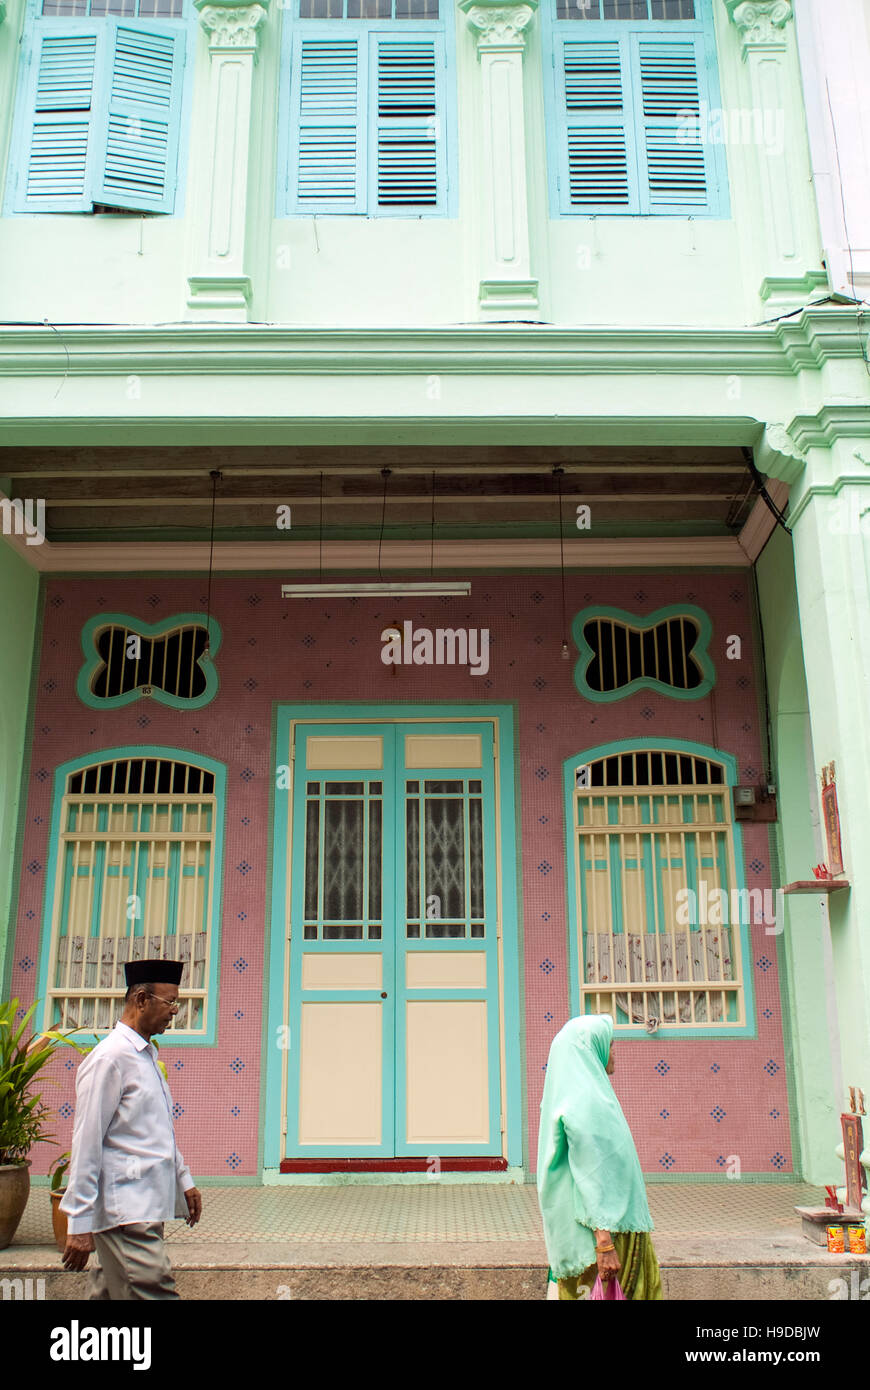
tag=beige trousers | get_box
[89,1222,179,1301]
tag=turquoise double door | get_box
[285,721,503,1158]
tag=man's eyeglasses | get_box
[144,992,180,1012]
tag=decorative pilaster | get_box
[723,1,823,311]
[460,0,539,318]
[185,0,268,322]
[775,411,870,1097]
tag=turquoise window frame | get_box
[542,0,730,219]
[2,0,197,217]
[563,737,757,1038]
[276,5,458,218]
[263,703,523,1172]
[34,745,227,1047]
[76,612,221,711]
[571,602,715,702]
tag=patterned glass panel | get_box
[304,800,320,925]
[424,792,465,935]
[303,779,383,939]
[405,778,486,939]
[406,793,420,928]
[323,796,363,936]
[468,795,484,933]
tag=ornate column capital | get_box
[724,0,793,50]
[459,0,537,53]
[195,0,268,52]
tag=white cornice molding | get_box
[4,536,751,574]
[0,310,862,379]
[788,406,870,451]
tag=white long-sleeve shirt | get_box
[60,1021,194,1235]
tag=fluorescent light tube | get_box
[281,582,471,598]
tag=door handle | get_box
[380,992,388,999]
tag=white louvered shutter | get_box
[633,35,712,212]
[372,36,442,210]
[291,34,366,211]
[558,38,639,214]
[93,22,186,213]
[18,29,100,211]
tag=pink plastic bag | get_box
[590,1275,626,1301]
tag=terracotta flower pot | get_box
[0,1161,31,1250]
[50,1189,68,1253]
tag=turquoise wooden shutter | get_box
[632,34,714,213]
[16,27,101,212]
[93,22,186,213]
[371,35,443,211]
[556,37,639,215]
[289,34,366,213]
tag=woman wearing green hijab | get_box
[537,1013,663,1300]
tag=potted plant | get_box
[48,1151,71,1253]
[0,998,88,1249]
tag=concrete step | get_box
[3,1243,868,1300]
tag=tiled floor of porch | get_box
[4,1180,867,1298]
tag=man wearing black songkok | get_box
[60,959,202,1299]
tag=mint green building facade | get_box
[0,0,868,1187]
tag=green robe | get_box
[536,1014,655,1282]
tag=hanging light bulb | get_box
[561,640,570,661]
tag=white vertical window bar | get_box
[96,798,112,1030]
[64,828,83,1019]
[131,627,141,694]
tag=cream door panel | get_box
[302,953,383,990]
[305,736,383,770]
[299,1003,382,1144]
[406,951,486,989]
[405,1001,489,1144]
[404,734,482,768]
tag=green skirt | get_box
[550,1231,663,1301]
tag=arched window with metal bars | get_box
[41,751,226,1040]
[565,742,754,1032]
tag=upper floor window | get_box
[41,0,183,14]
[300,0,439,16]
[277,0,453,216]
[4,0,190,215]
[545,0,728,216]
[557,0,696,17]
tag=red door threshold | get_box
[279,1157,508,1173]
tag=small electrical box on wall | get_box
[732,784,778,822]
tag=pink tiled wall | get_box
[10,572,791,1179]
